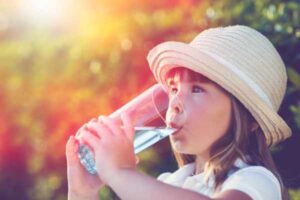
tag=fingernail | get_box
[91,118,97,123]
[69,135,74,142]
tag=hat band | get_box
[196,48,274,110]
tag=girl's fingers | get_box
[86,120,113,139]
[75,118,97,137]
[135,156,140,165]
[66,135,80,165]
[75,125,85,137]
[80,130,101,150]
[99,116,122,136]
[89,118,98,123]
[121,112,135,141]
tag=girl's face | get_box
[165,68,232,159]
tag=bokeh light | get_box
[0,0,300,199]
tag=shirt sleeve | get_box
[157,172,172,182]
[220,166,282,200]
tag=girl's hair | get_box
[166,67,289,200]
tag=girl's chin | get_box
[172,141,190,154]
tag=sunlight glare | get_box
[20,0,68,25]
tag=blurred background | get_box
[0,0,299,199]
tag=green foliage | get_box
[208,1,300,198]
[0,0,299,199]
[290,189,300,200]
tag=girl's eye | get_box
[192,85,204,93]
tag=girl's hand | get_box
[66,130,104,199]
[80,113,137,184]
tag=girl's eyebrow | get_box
[167,79,209,87]
[195,76,211,83]
[191,80,210,85]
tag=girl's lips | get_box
[169,122,182,129]
[168,121,183,136]
[171,127,183,137]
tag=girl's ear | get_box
[250,122,259,132]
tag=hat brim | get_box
[147,41,291,147]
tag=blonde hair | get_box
[166,67,289,200]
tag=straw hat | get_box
[147,25,291,147]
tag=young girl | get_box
[66,25,292,200]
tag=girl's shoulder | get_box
[221,165,282,200]
[157,172,172,182]
[157,159,282,200]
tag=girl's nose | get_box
[169,94,184,114]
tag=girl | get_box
[66,25,292,200]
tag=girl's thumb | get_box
[135,156,140,165]
[66,135,79,165]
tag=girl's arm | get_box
[80,115,251,200]
[108,168,210,200]
[107,168,251,200]
[66,135,104,200]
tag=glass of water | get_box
[77,84,173,175]
[78,126,177,175]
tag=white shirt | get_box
[157,159,282,200]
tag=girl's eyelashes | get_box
[192,85,204,93]
[167,85,204,95]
